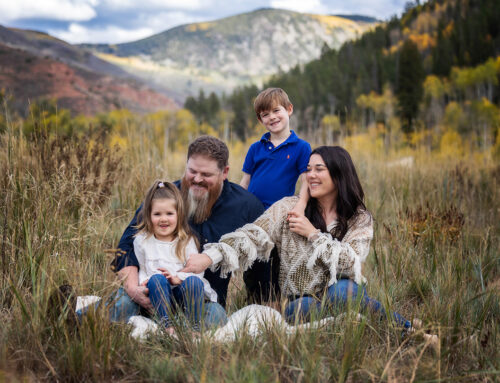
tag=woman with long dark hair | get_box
[186,146,420,332]
[283,146,400,323]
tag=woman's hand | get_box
[158,268,182,286]
[287,211,317,238]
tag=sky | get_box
[0,0,412,44]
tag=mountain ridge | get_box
[82,8,378,97]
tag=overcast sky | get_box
[0,0,412,44]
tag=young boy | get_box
[240,87,310,212]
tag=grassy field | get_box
[0,117,498,382]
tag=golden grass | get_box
[0,111,498,382]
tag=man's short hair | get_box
[187,135,229,170]
[254,88,292,121]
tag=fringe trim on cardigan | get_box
[206,223,274,278]
[232,223,275,269]
[206,242,239,278]
[349,246,365,285]
[306,233,365,286]
[306,233,340,286]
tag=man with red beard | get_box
[111,136,269,327]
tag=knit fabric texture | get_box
[204,196,373,297]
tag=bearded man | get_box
[111,136,271,327]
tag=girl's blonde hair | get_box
[136,180,198,262]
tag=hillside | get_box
[0,26,178,116]
[83,8,377,97]
[0,26,127,78]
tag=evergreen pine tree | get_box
[397,39,425,133]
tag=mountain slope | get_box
[0,26,129,78]
[0,26,178,115]
[83,8,377,96]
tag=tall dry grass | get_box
[0,109,498,382]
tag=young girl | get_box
[134,180,217,334]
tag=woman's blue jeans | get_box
[147,274,204,328]
[284,279,411,328]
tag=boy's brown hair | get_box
[254,88,292,121]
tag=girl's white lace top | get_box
[133,234,217,302]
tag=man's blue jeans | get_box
[76,284,228,329]
[284,279,411,328]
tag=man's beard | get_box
[181,177,223,224]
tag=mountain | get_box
[0,26,178,116]
[82,8,377,98]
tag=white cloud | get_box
[320,0,407,19]
[270,0,328,14]
[48,10,205,44]
[49,23,154,44]
[138,11,204,32]
[0,0,97,22]
[271,0,409,19]
[102,0,207,11]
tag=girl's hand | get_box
[157,267,170,277]
[167,274,182,286]
[157,268,182,286]
[287,211,317,238]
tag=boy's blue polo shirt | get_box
[243,130,311,209]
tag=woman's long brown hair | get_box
[305,146,366,240]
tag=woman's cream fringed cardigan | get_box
[204,196,374,297]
